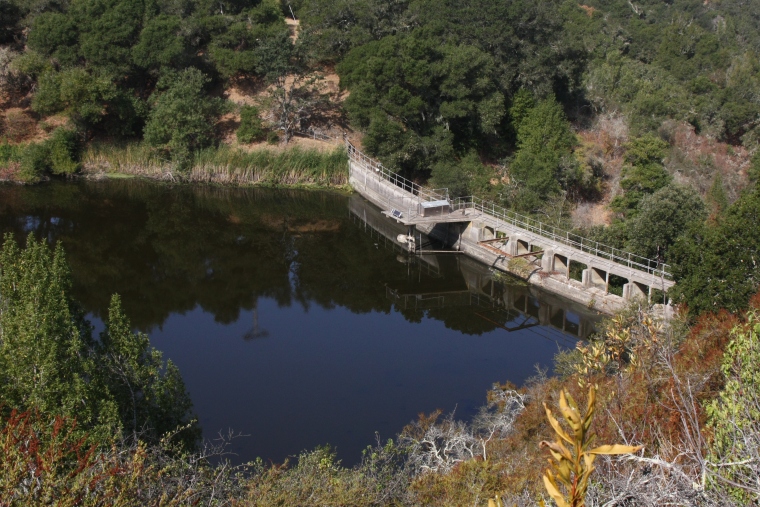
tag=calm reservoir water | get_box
[0,180,601,465]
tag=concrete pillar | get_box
[506,234,522,256]
[502,290,514,311]
[582,269,591,287]
[541,249,555,272]
[623,281,647,301]
[588,266,607,290]
[553,253,569,279]
[538,303,551,326]
[470,223,479,241]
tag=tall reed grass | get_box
[82,142,349,187]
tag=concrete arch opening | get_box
[607,274,627,297]
[553,254,569,278]
[623,280,649,301]
[584,266,608,291]
[569,260,587,283]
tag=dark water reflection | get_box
[0,180,602,465]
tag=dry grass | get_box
[82,142,349,187]
[2,109,36,142]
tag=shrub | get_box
[749,151,760,184]
[236,105,266,144]
[19,142,50,182]
[0,409,240,505]
[540,386,642,507]
[2,110,36,142]
[14,128,81,182]
[47,127,80,175]
[0,141,22,165]
[705,310,760,503]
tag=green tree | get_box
[508,88,535,137]
[26,11,79,66]
[611,134,671,215]
[0,235,119,442]
[98,294,199,449]
[72,0,146,76]
[143,67,226,167]
[0,1,21,43]
[509,95,578,211]
[627,184,706,260]
[430,151,494,198]
[207,0,288,78]
[0,235,198,449]
[338,32,505,175]
[31,68,138,133]
[298,0,413,62]
[131,14,187,71]
[669,186,760,314]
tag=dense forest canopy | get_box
[1,0,760,305]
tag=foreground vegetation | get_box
[2,236,760,506]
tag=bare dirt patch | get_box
[286,17,299,42]
[572,201,612,228]
[664,121,750,201]
[221,54,351,151]
[571,114,629,226]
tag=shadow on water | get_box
[0,180,603,465]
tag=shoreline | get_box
[79,169,353,193]
[1,141,350,188]
[80,142,349,189]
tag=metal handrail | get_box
[450,196,671,279]
[294,128,334,142]
[346,141,671,280]
[346,142,449,203]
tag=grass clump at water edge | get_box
[82,142,349,187]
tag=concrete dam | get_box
[346,141,674,315]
